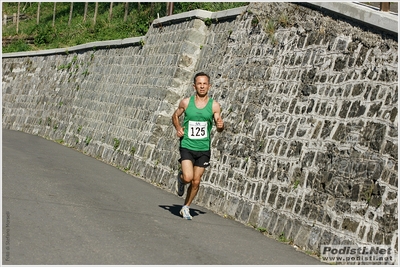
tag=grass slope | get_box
[2,2,248,53]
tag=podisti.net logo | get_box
[320,245,395,264]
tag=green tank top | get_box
[180,96,214,151]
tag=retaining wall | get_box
[2,2,398,260]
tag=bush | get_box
[3,39,32,53]
[34,25,54,46]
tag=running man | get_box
[172,72,224,220]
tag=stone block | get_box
[294,224,312,249]
[384,140,398,160]
[274,214,287,236]
[308,226,321,250]
[239,200,252,222]
[225,196,239,217]
[342,217,359,233]
[267,184,278,206]
[276,194,285,210]
[248,204,260,227]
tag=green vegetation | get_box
[293,179,301,189]
[251,16,259,27]
[130,146,136,155]
[124,162,131,172]
[278,231,293,244]
[2,2,248,53]
[203,17,213,27]
[85,136,92,146]
[249,11,291,46]
[256,227,268,233]
[113,138,120,150]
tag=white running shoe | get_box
[180,206,192,220]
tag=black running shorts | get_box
[179,147,211,168]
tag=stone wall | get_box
[2,2,398,258]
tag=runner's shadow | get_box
[159,204,206,218]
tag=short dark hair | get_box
[193,72,210,84]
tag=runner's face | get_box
[193,76,210,97]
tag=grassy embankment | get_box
[2,2,248,53]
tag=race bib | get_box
[188,121,208,139]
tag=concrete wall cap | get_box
[308,2,398,34]
[153,9,212,25]
[152,6,248,25]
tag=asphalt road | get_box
[2,129,323,265]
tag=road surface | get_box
[2,129,323,265]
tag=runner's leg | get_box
[181,159,194,184]
[184,166,205,206]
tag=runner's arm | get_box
[213,101,224,132]
[172,98,189,137]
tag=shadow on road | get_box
[159,204,206,218]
